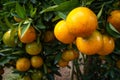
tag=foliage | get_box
[0,0,120,80]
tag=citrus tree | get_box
[0,0,120,80]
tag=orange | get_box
[18,26,36,43]
[98,35,115,55]
[2,29,16,47]
[74,51,79,59]
[62,49,79,61]
[22,75,31,80]
[116,60,120,69]
[54,20,75,44]
[107,10,120,32]
[66,7,98,37]
[58,59,69,67]
[76,30,103,55]
[31,56,43,68]
[16,58,30,72]
[43,30,55,42]
[31,71,42,80]
[25,42,42,55]
[14,16,22,22]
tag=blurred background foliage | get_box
[0,0,120,80]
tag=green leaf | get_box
[4,17,14,28]
[16,2,26,19]
[57,11,66,20]
[36,19,46,29]
[43,12,53,22]
[54,53,62,64]
[0,32,3,41]
[40,5,58,14]
[31,8,37,18]
[7,55,17,60]
[43,64,47,74]
[85,0,94,5]
[97,3,104,19]
[106,23,120,38]
[109,23,120,33]
[0,57,11,66]
[52,15,61,22]
[12,50,24,55]
[55,0,79,12]
[30,4,37,18]
[3,1,16,6]
[40,0,79,14]
[20,23,31,38]
[0,53,5,56]
[0,48,12,53]
[31,0,37,4]
[53,0,66,4]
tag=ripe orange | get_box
[43,30,55,42]
[18,26,36,43]
[97,35,115,56]
[14,16,22,22]
[16,58,30,72]
[58,59,69,67]
[54,20,75,44]
[76,30,103,55]
[107,10,120,32]
[2,29,16,47]
[25,42,42,55]
[62,49,79,61]
[66,7,98,37]
[31,56,43,68]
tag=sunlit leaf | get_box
[30,4,37,18]
[57,11,66,20]
[3,1,16,6]
[97,3,104,19]
[85,0,94,5]
[40,0,79,14]
[55,0,79,12]
[16,2,26,19]
[40,5,58,14]
[0,48,12,53]
[20,23,31,38]
[106,23,120,38]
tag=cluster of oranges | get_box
[58,49,79,67]
[2,6,120,79]
[16,25,44,72]
[2,19,44,73]
[54,7,116,56]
